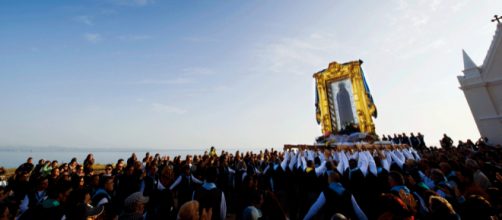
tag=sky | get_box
[0,0,500,149]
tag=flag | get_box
[315,80,321,124]
[360,67,377,118]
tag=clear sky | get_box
[0,0,500,149]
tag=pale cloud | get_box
[400,38,447,59]
[411,14,429,27]
[182,36,216,43]
[182,85,232,98]
[74,15,93,26]
[152,103,186,114]
[396,0,408,11]
[84,33,102,43]
[111,0,154,6]
[429,0,442,11]
[136,78,194,85]
[181,67,215,76]
[451,0,469,12]
[117,34,153,41]
[255,33,338,76]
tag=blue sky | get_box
[0,0,500,149]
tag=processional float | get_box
[285,60,407,150]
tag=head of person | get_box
[124,192,149,214]
[116,159,124,171]
[160,165,174,187]
[125,165,135,175]
[430,169,446,183]
[428,196,457,219]
[76,165,84,175]
[36,176,50,191]
[100,176,114,192]
[205,166,218,183]
[182,164,190,176]
[388,171,405,187]
[104,164,113,175]
[51,167,60,178]
[349,159,358,170]
[177,200,200,220]
[61,171,71,182]
[327,170,341,184]
[461,194,495,220]
[465,159,480,171]
[331,213,347,220]
[186,155,193,164]
[377,193,413,220]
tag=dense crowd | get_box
[0,133,501,220]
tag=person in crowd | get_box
[193,166,227,220]
[127,153,137,168]
[83,154,95,176]
[145,165,176,220]
[3,134,502,220]
[68,157,78,174]
[18,176,49,215]
[102,164,113,177]
[177,200,211,220]
[48,167,60,188]
[28,183,72,220]
[170,164,202,207]
[427,195,459,220]
[92,176,114,207]
[303,171,367,220]
[460,194,496,220]
[119,191,149,220]
[16,158,34,174]
[440,134,454,149]
[242,190,263,220]
[67,188,104,220]
[113,159,125,176]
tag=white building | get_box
[458,22,502,145]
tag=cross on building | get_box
[492,15,501,23]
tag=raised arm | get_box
[169,175,182,190]
[303,192,326,220]
[351,194,368,220]
[389,150,405,169]
[280,151,289,171]
[357,152,369,176]
[289,151,298,171]
[365,151,377,176]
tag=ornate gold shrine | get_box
[314,60,377,134]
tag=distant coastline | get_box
[0,146,205,152]
[0,146,268,168]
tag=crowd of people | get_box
[0,135,501,220]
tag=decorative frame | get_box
[314,60,376,134]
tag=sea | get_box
[0,146,269,168]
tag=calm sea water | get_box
[0,147,268,168]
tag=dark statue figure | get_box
[336,83,355,128]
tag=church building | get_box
[458,18,502,145]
